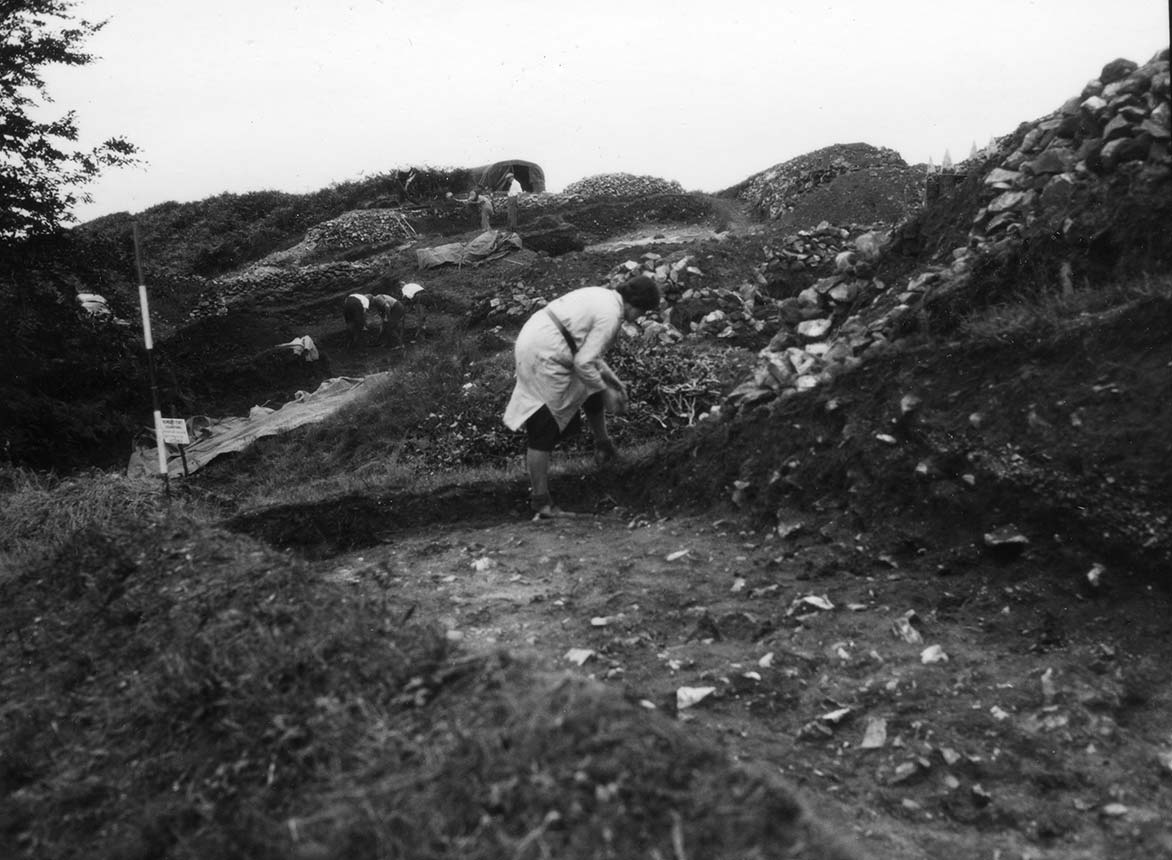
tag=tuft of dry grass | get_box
[290,659,863,860]
[0,512,447,860]
[0,466,218,574]
[958,272,1172,344]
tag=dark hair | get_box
[617,275,661,312]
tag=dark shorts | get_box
[525,392,605,452]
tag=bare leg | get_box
[585,409,617,464]
[526,448,574,518]
[527,448,551,507]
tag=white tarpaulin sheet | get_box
[128,373,391,478]
[415,230,522,270]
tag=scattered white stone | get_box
[790,594,835,613]
[860,716,888,749]
[984,525,1029,547]
[564,648,595,666]
[797,318,832,339]
[677,686,716,710]
[892,611,923,644]
[921,644,949,664]
[1086,562,1106,588]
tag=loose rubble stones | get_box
[722,50,1172,412]
[970,50,1171,249]
[563,173,685,198]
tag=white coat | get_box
[503,287,624,431]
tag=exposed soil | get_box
[283,499,1171,860]
[5,164,1172,859]
[219,275,1172,859]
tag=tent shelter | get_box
[467,159,546,193]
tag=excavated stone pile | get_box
[757,222,872,299]
[729,143,911,221]
[722,49,1171,412]
[969,52,1170,250]
[606,254,767,343]
[306,209,418,249]
[473,251,767,345]
[563,173,685,198]
[188,261,378,321]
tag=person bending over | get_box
[503,275,661,520]
[371,293,406,346]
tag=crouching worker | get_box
[503,275,661,520]
[343,293,372,348]
[371,293,406,346]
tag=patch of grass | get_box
[0,466,217,574]
[0,512,861,860]
[190,331,521,509]
[291,661,861,860]
[0,512,447,860]
[958,272,1172,345]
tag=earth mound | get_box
[725,142,919,226]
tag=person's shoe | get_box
[532,504,576,522]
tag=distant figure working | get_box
[466,186,494,230]
[503,275,662,520]
[343,293,372,348]
[371,293,406,346]
[343,292,406,348]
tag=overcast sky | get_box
[40,0,1170,223]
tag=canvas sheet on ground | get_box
[415,229,522,270]
[127,373,391,479]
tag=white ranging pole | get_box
[133,222,170,494]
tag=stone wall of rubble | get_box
[189,261,379,321]
[970,53,1170,249]
[722,50,1171,414]
[563,173,685,198]
[474,220,885,348]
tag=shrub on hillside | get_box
[0,231,148,471]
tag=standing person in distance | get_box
[503,275,662,520]
[504,171,522,230]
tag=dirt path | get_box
[314,500,1172,860]
[584,198,761,252]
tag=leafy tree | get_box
[1,0,138,242]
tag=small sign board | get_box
[160,417,190,445]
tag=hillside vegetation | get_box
[2,49,1171,860]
